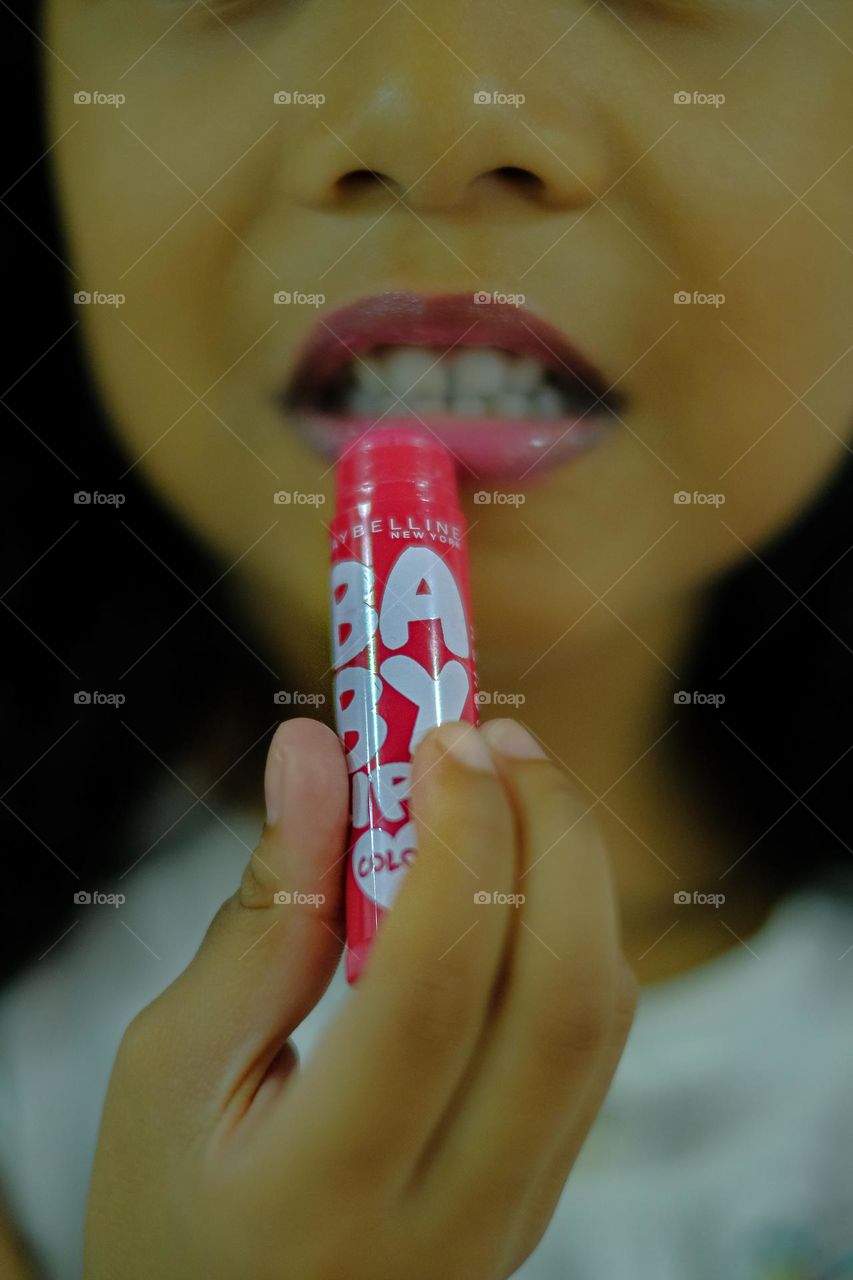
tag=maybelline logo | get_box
[332,515,463,547]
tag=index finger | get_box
[272,721,517,1185]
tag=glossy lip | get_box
[281,291,624,484]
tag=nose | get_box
[275,6,609,215]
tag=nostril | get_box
[337,169,392,193]
[492,165,544,194]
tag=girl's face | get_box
[45,0,853,686]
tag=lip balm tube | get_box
[329,426,479,984]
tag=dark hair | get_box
[677,457,853,904]
[1,2,282,983]
[3,3,853,985]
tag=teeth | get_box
[380,348,448,399]
[506,357,542,393]
[449,396,488,418]
[450,349,509,398]
[344,345,576,421]
[534,387,564,420]
[349,387,383,417]
[490,392,532,420]
[405,398,447,417]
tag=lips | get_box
[281,291,623,483]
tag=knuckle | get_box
[200,891,246,947]
[529,991,611,1064]
[525,762,587,817]
[238,835,280,907]
[394,959,477,1052]
[426,769,514,850]
[114,1001,163,1079]
[510,758,592,831]
[191,896,273,978]
[452,802,513,863]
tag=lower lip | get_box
[291,412,617,484]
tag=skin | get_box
[2,0,846,1274]
[42,0,853,971]
[83,717,638,1279]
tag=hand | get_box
[84,716,637,1280]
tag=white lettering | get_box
[380,656,470,752]
[380,547,469,657]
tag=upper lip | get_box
[283,290,621,414]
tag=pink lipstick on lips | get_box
[283,291,623,484]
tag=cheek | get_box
[622,11,853,526]
[47,42,283,562]
[659,308,852,556]
[624,167,853,570]
[49,105,248,425]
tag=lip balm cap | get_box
[334,425,459,508]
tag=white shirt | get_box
[1,796,852,1280]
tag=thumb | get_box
[156,717,350,1087]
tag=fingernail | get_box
[264,729,289,825]
[481,719,548,760]
[433,721,496,772]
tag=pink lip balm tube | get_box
[329,426,480,984]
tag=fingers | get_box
[502,954,639,1276]
[150,717,350,1095]
[412,719,628,1233]
[272,721,518,1186]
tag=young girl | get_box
[2,0,853,1276]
